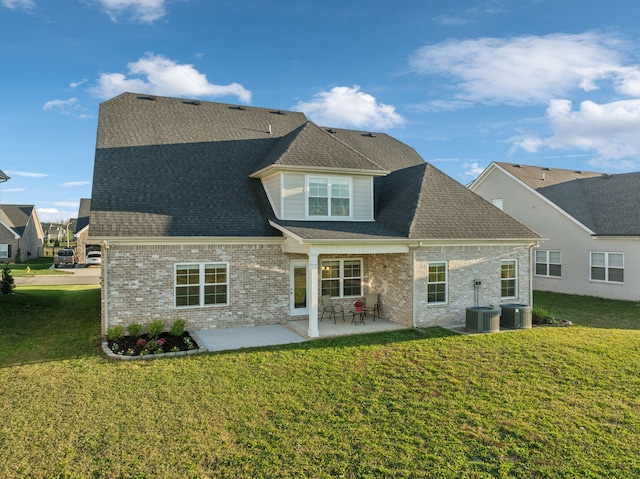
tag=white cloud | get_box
[3,188,26,192]
[43,98,92,119]
[410,32,640,107]
[294,85,405,130]
[1,0,35,10]
[37,207,77,223]
[462,161,487,178]
[70,79,87,89]
[90,53,252,103]
[5,170,47,178]
[94,0,166,23]
[433,15,468,26]
[514,98,640,168]
[61,181,91,188]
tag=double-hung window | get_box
[321,259,362,298]
[0,244,8,259]
[535,250,562,277]
[175,262,228,308]
[501,260,517,298]
[427,262,447,304]
[590,252,624,283]
[307,176,351,218]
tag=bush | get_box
[170,319,186,337]
[126,322,142,338]
[532,306,549,324]
[14,248,21,264]
[106,325,124,341]
[147,319,164,339]
[1,266,15,295]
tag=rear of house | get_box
[89,93,541,337]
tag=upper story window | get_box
[535,250,562,277]
[307,176,351,218]
[590,252,624,283]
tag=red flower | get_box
[136,338,147,347]
[354,301,364,308]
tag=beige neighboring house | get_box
[89,93,541,338]
[0,204,45,262]
[469,162,640,302]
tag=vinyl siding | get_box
[353,176,374,221]
[282,172,306,220]
[261,173,282,218]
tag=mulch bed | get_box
[107,332,199,357]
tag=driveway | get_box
[14,264,101,286]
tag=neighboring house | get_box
[469,162,640,302]
[75,198,100,263]
[89,93,540,338]
[42,223,63,243]
[0,204,45,262]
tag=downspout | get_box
[102,241,109,337]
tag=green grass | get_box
[534,290,640,329]
[0,287,639,478]
[2,256,72,276]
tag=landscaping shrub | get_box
[126,322,142,338]
[532,306,549,324]
[1,266,15,295]
[147,319,164,339]
[170,319,186,337]
[106,325,124,341]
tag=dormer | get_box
[250,122,388,222]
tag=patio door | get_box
[290,260,308,316]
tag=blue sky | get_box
[1,0,639,223]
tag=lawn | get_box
[0,287,639,478]
[2,256,72,276]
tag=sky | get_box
[1,0,640,223]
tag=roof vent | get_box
[513,164,522,168]
[327,129,337,134]
[602,173,613,178]
[364,132,376,138]
[575,170,583,174]
[137,95,157,101]
[542,167,552,171]
[183,100,201,106]
[270,110,285,115]
[229,105,246,111]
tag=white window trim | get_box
[0,244,8,259]
[427,261,448,305]
[590,252,624,283]
[305,175,353,220]
[321,258,362,298]
[535,250,562,278]
[501,259,518,299]
[174,262,229,308]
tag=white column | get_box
[308,251,319,338]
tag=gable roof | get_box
[493,162,640,236]
[90,93,540,242]
[251,122,387,177]
[75,198,91,234]
[0,204,36,237]
[0,170,9,182]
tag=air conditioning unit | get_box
[466,306,500,333]
[500,303,532,329]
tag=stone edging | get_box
[101,331,209,360]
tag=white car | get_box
[85,251,102,267]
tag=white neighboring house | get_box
[469,162,640,302]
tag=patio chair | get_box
[320,295,345,324]
[363,293,380,320]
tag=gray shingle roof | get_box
[90,93,540,242]
[0,204,35,237]
[75,198,91,234]
[0,170,9,182]
[497,162,640,236]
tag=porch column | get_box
[308,251,319,338]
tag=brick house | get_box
[0,204,45,262]
[89,93,540,338]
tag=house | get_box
[0,204,45,262]
[89,93,540,338]
[75,198,100,263]
[469,162,640,302]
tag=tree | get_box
[1,266,15,295]
[14,248,21,264]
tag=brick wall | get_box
[413,244,532,327]
[102,243,292,335]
